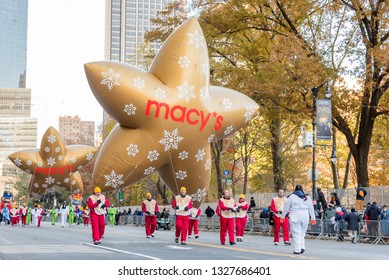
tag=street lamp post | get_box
[311,81,331,200]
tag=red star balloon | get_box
[84,18,258,206]
[8,126,97,195]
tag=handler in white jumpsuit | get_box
[282,185,316,254]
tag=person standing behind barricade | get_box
[366,201,381,239]
[330,192,341,207]
[335,207,345,241]
[324,203,336,235]
[271,189,291,246]
[380,205,389,241]
[316,188,328,212]
[235,194,249,242]
[19,203,28,226]
[68,203,75,227]
[205,206,214,230]
[188,206,201,239]
[108,204,117,227]
[345,207,361,244]
[282,185,316,254]
[88,187,110,245]
[83,206,90,226]
[356,184,367,211]
[59,201,68,228]
[142,193,159,238]
[172,187,192,245]
[218,190,237,245]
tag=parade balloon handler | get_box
[270,189,291,246]
[87,187,110,245]
[235,194,249,242]
[218,190,237,245]
[188,203,201,239]
[172,187,192,245]
[142,193,159,238]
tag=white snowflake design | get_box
[244,105,257,123]
[58,155,63,161]
[37,162,43,167]
[175,170,188,180]
[155,88,166,100]
[34,183,39,188]
[177,81,195,103]
[44,147,50,153]
[126,143,139,157]
[64,178,70,183]
[69,172,73,176]
[47,157,56,166]
[195,149,206,162]
[205,159,211,170]
[208,134,215,143]
[71,157,77,163]
[133,77,145,89]
[26,160,32,166]
[159,129,184,151]
[124,103,137,115]
[71,180,76,186]
[45,177,55,185]
[200,86,210,98]
[55,147,61,153]
[14,158,22,166]
[147,150,160,162]
[86,153,94,161]
[191,188,207,202]
[101,68,120,90]
[47,134,56,144]
[42,184,48,189]
[178,151,189,160]
[224,125,234,136]
[56,182,61,185]
[104,170,124,188]
[178,56,190,68]
[222,98,232,109]
[144,167,155,175]
[78,165,83,170]
[188,30,205,49]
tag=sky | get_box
[27,0,105,144]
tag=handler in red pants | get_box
[172,187,193,245]
[218,190,236,245]
[188,207,201,239]
[235,194,249,242]
[142,192,159,238]
[270,189,291,246]
[87,187,110,245]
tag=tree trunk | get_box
[211,140,224,197]
[269,117,285,191]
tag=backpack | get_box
[359,190,365,197]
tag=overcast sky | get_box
[27,0,105,144]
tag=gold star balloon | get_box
[8,126,97,195]
[84,18,259,206]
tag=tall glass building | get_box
[0,0,37,177]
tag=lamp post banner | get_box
[316,99,332,141]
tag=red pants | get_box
[90,213,106,242]
[37,216,42,227]
[145,216,157,236]
[84,217,89,225]
[235,217,247,237]
[273,216,290,242]
[21,215,27,225]
[175,215,189,242]
[220,217,235,244]
[11,217,17,225]
[188,219,199,236]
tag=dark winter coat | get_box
[366,204,381,221]
[356,187,367,200]
[205,207,215,218]
[345,212,361,230]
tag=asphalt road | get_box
[0,221,387,260]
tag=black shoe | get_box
[94,241,99,245]
[284,241,291,245]
[293,251,301,254]
[229,242,235,245]
[181,241,186,245]
[195,235,199,239]
[175,238,179,243]
[300,249,305,254]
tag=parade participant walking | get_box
[10,205,19,226]
[172,187,193,245]
[83,206,90,226]
[59,201,69,228]
[270,189,291,246]
[142,193,159,238]
[218,190,237,245]
[282,185,316,254]
[26,205,32,225]
[235,194,249,242]
[356,184,367,211]
[68,203,75,227]
[49,207,57,225]
[19,203,28,226]
[2,205,10,225]
[188,206,201,239]
[31,204,43,227]
[87,187,110,245]
[205,206,215,230]
[36,205,43,227]
[108,204,117,227]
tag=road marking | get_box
[188,242,318,259]
[0,237,14,245]
[166,245,192,250]
[82,243,161,260]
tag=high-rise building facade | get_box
[0,0,28,88]
[0,0,37,178]
[59,116,95,146]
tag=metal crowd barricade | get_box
[198,215,209,229]
[380,220,389,245]
[245,217,254,234]
[306,219,322,239]
[257,218,270,236]
[358,219,380,244]
[317,219,337,240]
[211,215,220,230]
[119,215,130,225]
[132,215,145,226]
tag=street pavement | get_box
[0,221,387,260]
